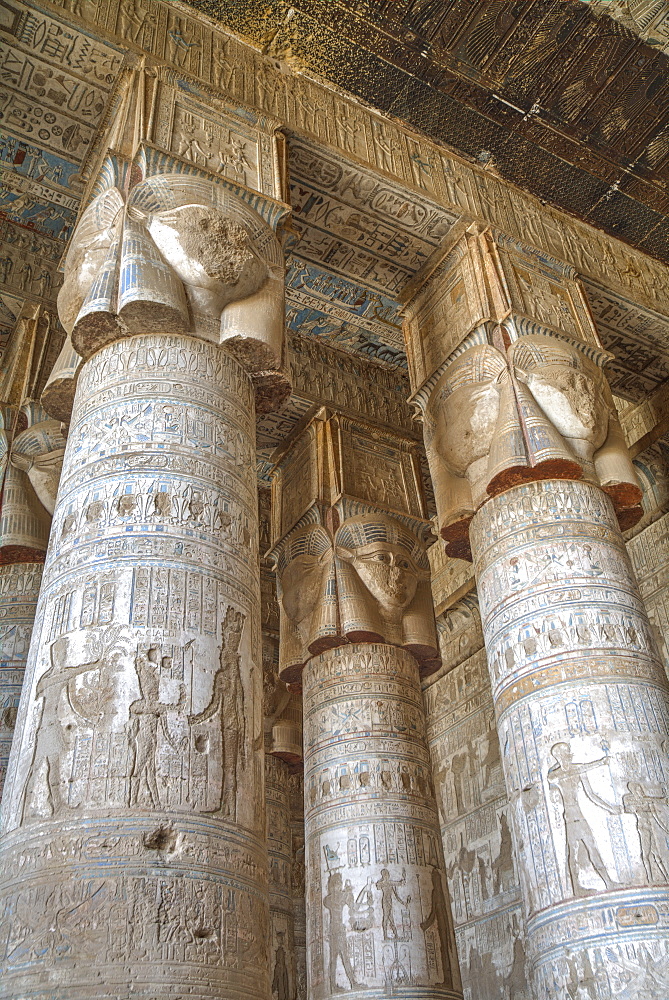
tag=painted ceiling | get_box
[186,0,669,265]
[0,0,668,483]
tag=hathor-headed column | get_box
[0,74,291,999]
[268,411,462,1000]
[404,226,669,998]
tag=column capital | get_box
[0,401,65,563]
[267,410,440,683]
[403,228,642,558]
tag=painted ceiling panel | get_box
[186,0,669,263]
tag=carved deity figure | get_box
[119,0,152,44]
[127,647,185,809]
[622,782,669,882]
[334,512,438,670]
[376,868,408,940]
[271,930,290,1000]
[22,629,125,819]
[419,867,454,987]
[322,872,365,992]
[547,743,618,896]
[423,332,642,556]
[57,172,287,409]
[274,521,337,682]
[188,607,246,818]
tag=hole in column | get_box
[143,824,177,852]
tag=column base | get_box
[529,886,669,999]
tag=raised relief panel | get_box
[329,415,427,521]
[152,79,282,200]
[493,234,599,349]
[270,416,328,545]
[403,232,489,392]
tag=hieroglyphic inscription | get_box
[0,334,268,999]
[303,643,461,999]
[41,0,669,321]
[0,562,42,800]
[470,479,669,999]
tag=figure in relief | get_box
[119,0,153,43]
[548,743,618,895]
[376,868,408,940]
[21,629,125,820]
[492,811,515,895]
[622,782,669,881]
[127,646,186,809]
[168,16,201,68]
[189,607,246,819]
[323,871,366,992]
[272,930,290,1000]
[419,867,454,986]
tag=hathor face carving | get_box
[280,553,326,625]
[336,514,429,617]
[345,542,418,612]
[277,525,333,628]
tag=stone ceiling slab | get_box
[185,0,669,264]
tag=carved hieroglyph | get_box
[470,479,669,1000]
[266,753,297,1000]
[304,643,462,1000]
[289,768,308,1000]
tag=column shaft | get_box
[471,478,669,998]
[289,769,307,999]
[303,642,461,1000]
[0,562,42,799]
[266,753,297,1000]
[0,334,268,999]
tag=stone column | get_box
[288,769,307,1000]
[0,155,289,999]
[266,754,297,1000]
[404,228,669,997]
[471,478,669,998]
[0,403,65,800]
[303,642,460,999]
[269,412,462,1000]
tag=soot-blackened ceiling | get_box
[185,0,669,265]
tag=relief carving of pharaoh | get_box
[334,512,439,672]
[423,331,642,557]
[274,519,338,683]
[57,166,288,411]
